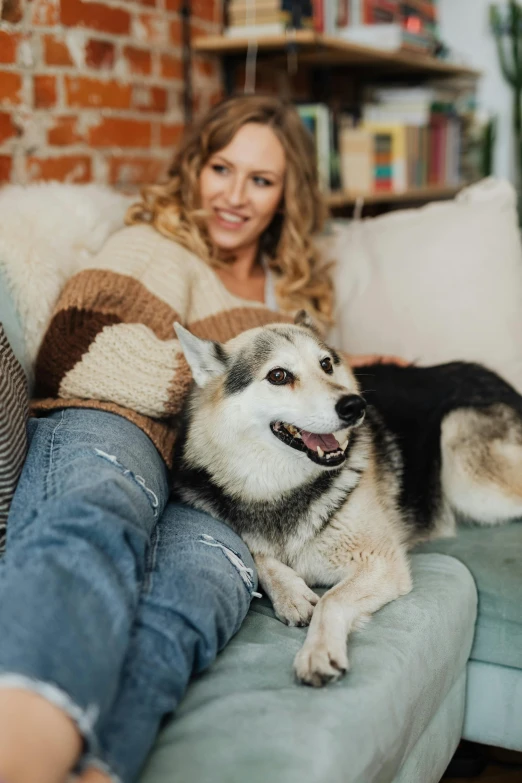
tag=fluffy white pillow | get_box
[0,182,133,369]
[324,178,522,392]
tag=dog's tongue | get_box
[300,430,340,453]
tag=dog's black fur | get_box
[354,361,522,533]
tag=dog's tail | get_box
[441,403,522,525]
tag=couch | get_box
[1,179,521,783]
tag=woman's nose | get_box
[225,176,247,206]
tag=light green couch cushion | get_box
[141,554,477,783]
[414,522,522,670]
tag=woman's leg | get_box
[83,502,258,783]
[0,408,169,783]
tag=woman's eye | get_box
[253,176,272,187]
[267,368,292,385]
[320,357,333,374]
[212,164,228,175]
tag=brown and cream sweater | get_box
[31,223,293,466]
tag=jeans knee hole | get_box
[94,449,159,518]
[198,534,257,593]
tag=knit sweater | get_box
[31,223,293,466]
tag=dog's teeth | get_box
[317,447,324,458]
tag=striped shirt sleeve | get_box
[33,226,193,419]
[0,325,28,550]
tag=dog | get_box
[172,312,522,687]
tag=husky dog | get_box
[172,313,522,687]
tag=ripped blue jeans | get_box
[2,408,257,782]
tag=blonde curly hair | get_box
[127,94,334,326]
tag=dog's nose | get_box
[335,395,366,425]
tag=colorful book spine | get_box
[363,0,399,24]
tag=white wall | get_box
[439,0,514,182]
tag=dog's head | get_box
[175,312,366,474]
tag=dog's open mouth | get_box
[270,421,348,467]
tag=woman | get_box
[0,95,403,783]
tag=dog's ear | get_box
[294,309,319,334]
[174,323,228,387]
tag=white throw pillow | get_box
[0,182,133,369]
[323,178,522,393]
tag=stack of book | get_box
[224,0,439,53]
[224,0,314,38]
[296,85,480,198]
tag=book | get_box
[374,132,393,192]
[336,21,432,50]
[225,0,314,31]
[349,0,399,25]
[338,122,373,193]
[297,103,331,192]
[362,121,407,191]
[363,0,399,24]
[229,8,291,24]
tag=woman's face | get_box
[199,122,286,256]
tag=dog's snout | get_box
[335,395,366,425]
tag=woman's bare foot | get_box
[0,687,82,783]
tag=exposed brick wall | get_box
[0,0,223,188]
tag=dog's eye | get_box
[267,368,292,385]
[320,357,333,374]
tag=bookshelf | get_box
[326,184,464,209]
[193,33,480,80]
[192,24,482,212]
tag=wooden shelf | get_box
[194,33,480,79]
[326,184,464,208]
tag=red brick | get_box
[48,116,83,145]
[0,31,18,64]
[0,72,22,105]
[2,0,24,23]
[88,117,152,147]
[34,75,57,108]
[160,122,183,147]
[108,155,167,187]
[65,76,131,109]
[27,155,92,183]
[170,18,181,45]
[0,155,12,182]
[132,85,167,113]
[160,53,182,79]
[32,0,59,26]
[172,0,217,15]
[136,0,155,7]
[209,89,223,106]
[193,89,222,116]
[134,13,169,46]
[195,57,218,79]
[43,34,74,66]
[192,0,217,22]
[0,112,17,144]
[123,46,151,76]
[191,21,209,40]
[60,0,130,35]
[85,39,115,70]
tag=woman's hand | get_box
[347,354,411,368]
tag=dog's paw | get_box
[293,639,349,687]
[272,583,319,627]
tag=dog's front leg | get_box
[294,552,411,686]
[255,554,319,627]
